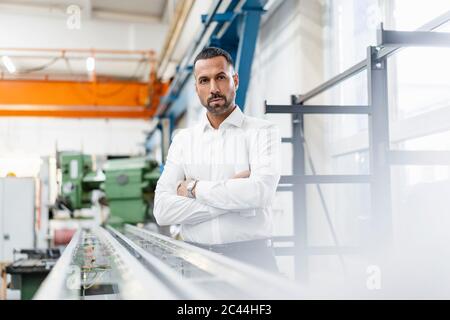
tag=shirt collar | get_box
[200,105,244,132]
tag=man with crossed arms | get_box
[154,47,281,273]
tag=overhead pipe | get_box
[156,0,195,79]
[0,47,156,57]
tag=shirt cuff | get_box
[194,180,213,204]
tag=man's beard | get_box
[205,93,233,115]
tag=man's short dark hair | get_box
[193,47,234,68]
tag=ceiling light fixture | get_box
[2,56,16,73]
[86,56,95,72]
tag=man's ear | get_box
[233,73,239,89]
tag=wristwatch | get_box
[186,180,198,198]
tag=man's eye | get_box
[217,75,225,80]
[199,79,208,84]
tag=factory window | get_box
[304,0,450,280]
[320,0,450,184]
[389,0,450,193]
[244,0,449,281]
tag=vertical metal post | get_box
[367,46,393,250]
[291,95,308,283]
[160,117,172,164]
[235,2,264,110]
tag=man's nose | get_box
[210,80,220,94]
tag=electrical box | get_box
[0,178,35,262]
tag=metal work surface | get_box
[119,224,303,299]
[35,225,303,299]
[34,227,179,299]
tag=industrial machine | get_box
[55,152,160,228]
[56,152,103,213]
[34,225,303,300]
[102,157,160,227]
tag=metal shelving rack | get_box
[266,11,450,282]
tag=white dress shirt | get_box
[154,106,281,244]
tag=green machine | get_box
[57,152,103,211]
[56,152,161,227]
[102,157,160,227]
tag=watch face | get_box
[187,181,196,198]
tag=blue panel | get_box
[235,8,264,110]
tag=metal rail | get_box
[35,228,181,299]
[34,230,82,300]
[106,226,209,299]
[122,224,304,299]
[93,227,180,299]
[35,226,304,299]
[376,10,450,60]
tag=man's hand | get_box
[232,170,250,179]
[177,180,190,197]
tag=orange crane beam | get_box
[0,79,167,119]
[0,105,154,119]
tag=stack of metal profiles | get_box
[34,226,304,300]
